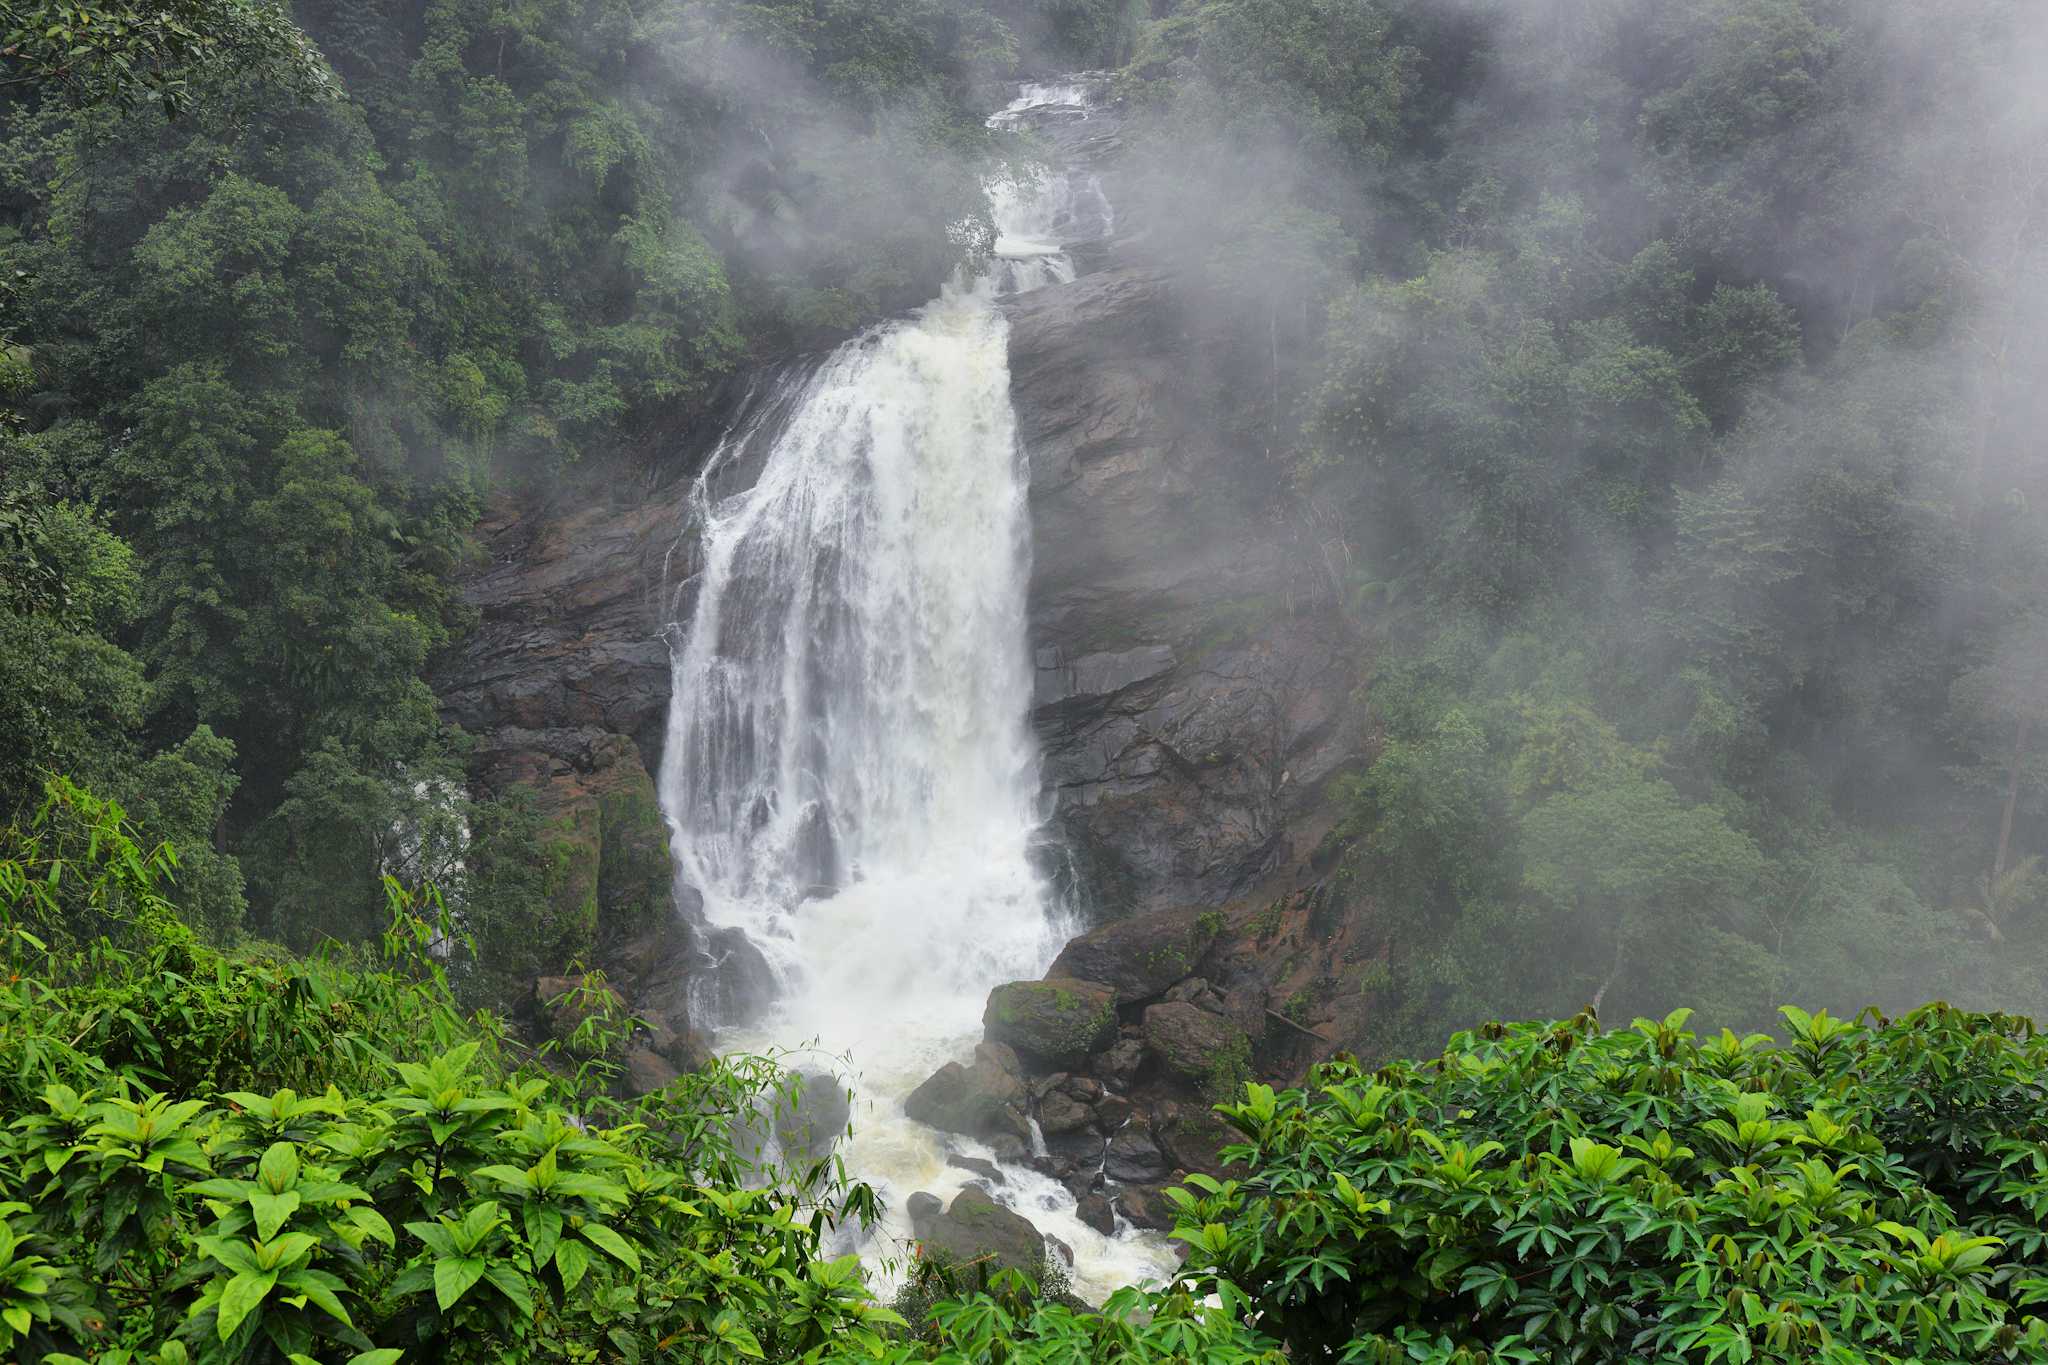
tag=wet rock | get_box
[1037,1088,1095,1136]
[623,1047,678,1096]
[1142,1001,1250,1091]
[916,1186,1048,1280]
[1044,1126,1105,1170]
[1047,906,1227,1003]
[1030,1071,1072,1102]
[982,979,1118,1068]
[1164,976,1224,1012]
[1103,1125,1169,1184]
[1094,1092,1134,1132]
[775,1071,850,1162]
[1153,1101,1243,1180]
[906,1191,943,1239]
[703,927,778,1028]
[438,483,684,770]
[534,974,624,1049]
[1058,1075,1104,1104]
[1076,1192,1116,1236]
[1090,1037,1147,1090]
[947,1154,1007,1186]
[904,1043,1032,1145]
[1048,1234,1074,1267]
[1112,1184,1173,1232]
[987,1132,1030,1164]
[633,1013,714,1074]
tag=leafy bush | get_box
[1169,1005,2048,1363]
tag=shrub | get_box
[1169,1005,2048,1363]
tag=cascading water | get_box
[656,81,1173,1300]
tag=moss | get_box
[985,981,1117,1061]
[1247,900,1285,942]
[1200,1030,1254,1104]
[1196,908,1227,939]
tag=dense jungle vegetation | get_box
[4,786,2047,1360]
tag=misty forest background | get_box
[5,0,2048,1051]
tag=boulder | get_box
[1103,1124,1169,1184]
[915,1186,1048,1280]
[1076,1192,1116,1236]
[904,1043,1031,1145]
[534,974,624,1049]
[1047,906,1226,1004]
[1037,1088,1095,1136]
[1142,1001,1250,1095]
[946,1154,1007,1186]
[703,927,778,1028]
[1090,1036,1147,1090]
[1112,1184,1173,1232]
[623,1047,678,1096]
[982,979,1118,1069]
[775,1071,850,1162]
[1153,1101,1243,1180]
[906,1191,944,1239]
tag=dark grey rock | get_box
[904,1043,1032,1145]
[906,1191,943,1239]
[916,1186,1047,1279]
[947,1154,1007,1186]
[1103,1125,1169,1184]
[1090,1037,1147,1090]
[775,1071,850,1162]
[622,1047,679,1096]
[1037,1089,1095,1136]
[1076,1192,1116,1235]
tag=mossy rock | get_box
[982,978,1118,1069]
[1046,904,1227,1003]
[1142,1000,1252,1101]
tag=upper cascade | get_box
[985,82,1114,295]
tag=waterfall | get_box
[655,81,1174,1299]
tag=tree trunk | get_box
[1995,712,2033,884]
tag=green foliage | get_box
[1171,1005,2048,1363]
[0,0,333,115]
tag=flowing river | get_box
[656,81,1175,1300]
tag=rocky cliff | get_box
[1007,264,1368,920]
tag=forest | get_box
[3,0,2048,1360]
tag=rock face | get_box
[440,480,685,770]
[1006,264,1367,921]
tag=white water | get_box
[656,83,1174,1302]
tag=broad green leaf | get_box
[216,1270,277,1341]
[434,1255,486,1311]
[577,1222,640,1272]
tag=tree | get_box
[0,0,330,113]
[1521,773,1769,1022]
